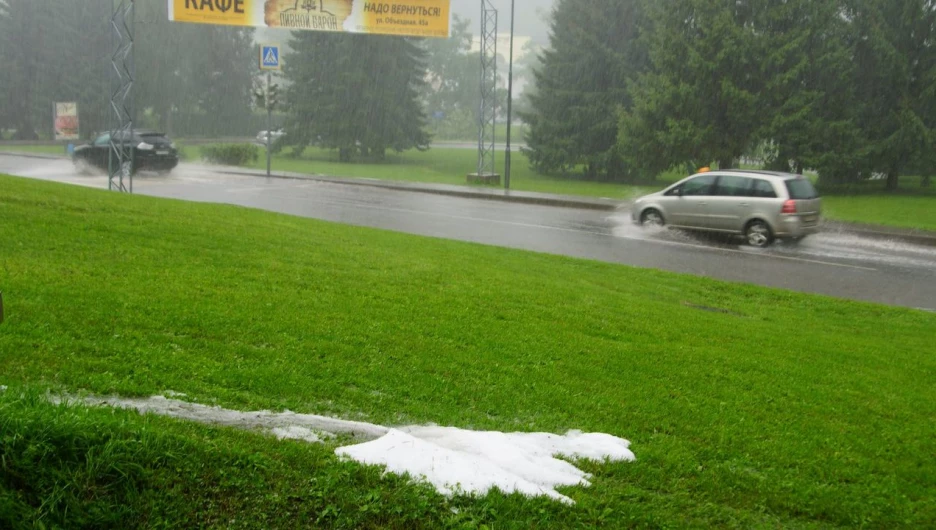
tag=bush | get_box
[200,144,259,166]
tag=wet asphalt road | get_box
[3,155,935,311]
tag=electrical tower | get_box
[109,0,135,193]
[471,0,498,183]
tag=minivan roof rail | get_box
[719,169,798,177]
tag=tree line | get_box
[0,0,256,140]
[0,0,480,162]
[522,0,936,190]
[278,14,499,162]
[10,0,926,190]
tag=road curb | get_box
[216,168,621,211]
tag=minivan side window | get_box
[751,179,777,198]
[715,176,753,197]
[681,174,718,196]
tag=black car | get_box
[72,130,179,176]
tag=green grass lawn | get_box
[0,144,70,155]
[823,195,936,230]
[1,174,934,528]
[220,145,654,200]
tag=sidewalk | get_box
[4,150,935,246]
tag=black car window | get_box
[135,133,170,145]
[682,174,717,196]
[715,176,752,197]
[93,134,110,146]
[751,179,777,198]
[785,179,819,200]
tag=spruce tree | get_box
[521,0,646,181]
[282,32,430,161]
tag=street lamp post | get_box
[504,0,515,190]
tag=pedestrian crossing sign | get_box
[260,45,281,71]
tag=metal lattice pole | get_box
[477,0,497,178]
[109,0,134,193]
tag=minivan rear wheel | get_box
[745,220,774,248]
[641,209,665,227]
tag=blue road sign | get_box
[260,45,280,70]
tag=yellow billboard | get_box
[169,0,451,38]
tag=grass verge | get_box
[0,144,70,155]
[822,194,936,230]
[229,145,654,200]
[428,123,529,144]
[0,174,934,528]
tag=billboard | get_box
[53,102,79,141]
[169,0,451,38]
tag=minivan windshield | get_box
[785,179,819,200]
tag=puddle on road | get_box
[608,211,936,271]
[9,159,101,183]
[608,212,734,246]
[769,231,936,270]
[4,157,242,186]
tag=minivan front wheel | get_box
[745,220,774,248]
[640,209,665,227]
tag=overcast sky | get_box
[450,0,555,43]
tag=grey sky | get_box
[450,0,555,43]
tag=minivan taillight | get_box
[781,200,797,214]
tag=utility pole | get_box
[504,0,516,190]
[258,44,281,178]
[266,71,272,178]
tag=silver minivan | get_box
[631,170,821,247]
